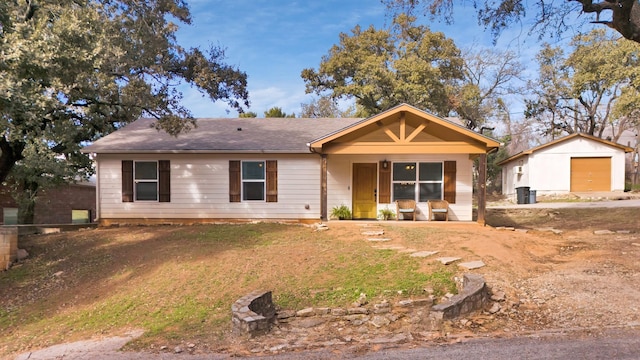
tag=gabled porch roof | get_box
[308,104,500,155]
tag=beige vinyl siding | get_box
[326,154,473,221]
[96,154,322,220]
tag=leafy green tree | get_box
[383,0,640,44]
[239,111,258,118]
[1,0,248,222]
[299,96,355,118]
[525,30,640,141]
[301,14,464,117]
[264,107,295,118]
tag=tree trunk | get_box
[16,180,39,225]
[0,138,24,184]
[17,197,36,225]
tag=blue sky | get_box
[174,1,566,119]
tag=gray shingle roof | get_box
[82,117,363,154]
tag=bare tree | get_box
[454,47,525,130]
[383,0,640,44]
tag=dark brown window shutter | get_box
[266,160,278,202]
[444,160,456,204]
[229,160,241,202]
[159,160,171,202]
[122,160,133,202]
[378,161,391,203]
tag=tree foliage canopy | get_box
[383,0,640,44]
[299,96,355,118]
[0,0,249,185]
[264,107,295,118]
[525,29,640,141]
[301,14,464,118]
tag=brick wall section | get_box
[0,184,95,225]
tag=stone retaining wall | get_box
[232,275,488,337]
[431,273,488,320]
[232,290,276,337]
[0,227,18,270]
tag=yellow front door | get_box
[352,163,377,219]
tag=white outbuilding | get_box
[499,133,633,202]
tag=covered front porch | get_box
[308,104,499,224]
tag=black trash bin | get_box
[516,186,530,204]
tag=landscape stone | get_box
[412,298,434,306]
[367,334,409,344]
[313,223,329,232]
[490,291,506,302]
[347,307,369,315]
[594,230,615,235]
[369,315,391,328]
[331,308,347,316]
[410,251,439,258]
[488,303,501,314]
[295,317,328,328]
[361,231,384,236]
[17,249,29,260]
[435,256,461,265]
[276,310,296,319]
[372,245,406,250]
[296,308,314,317]
[314,307,330,315]
[536,228,563,235]
[458,260,486,270]
[366,238,391,242]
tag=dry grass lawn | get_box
[1,206,639,358]
[0,222,456,357]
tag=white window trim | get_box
[241,160,266,202]
[392,161,444,202]
[134,160,159,202]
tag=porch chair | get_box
[395,199,417,221]
[427,200,449,221]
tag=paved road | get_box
[489,198,640,209]
[16,327,640,359]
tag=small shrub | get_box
[330,204,352,220]
[378,207,395,220]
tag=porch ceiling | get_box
[309,104,500,155]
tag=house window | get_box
[3,208,18,225]
[134,161,158,201]
[242,161,265,201]
[392,162,443,202]
[72,210,91,224]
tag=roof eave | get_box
[81,149,313,155]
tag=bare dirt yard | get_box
[1,205,639,358]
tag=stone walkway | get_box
[358,223,486,271]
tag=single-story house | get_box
[499,133,633,199]
[81,104,500,225]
